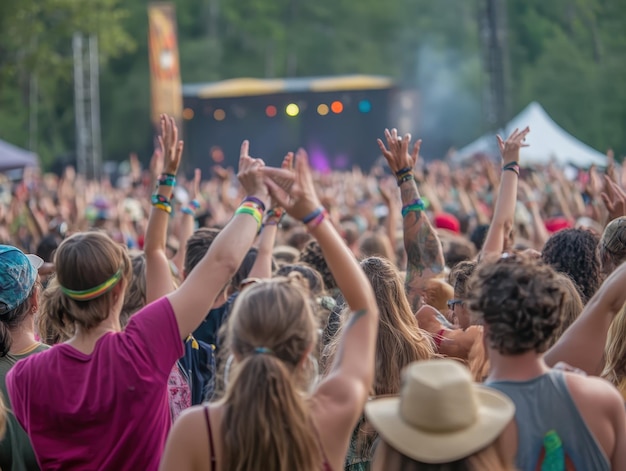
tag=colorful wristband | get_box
[243,196,266,212]
[503,162,520,176]
[306,209,328,229]
[181,207,195,216]
[302,207,324,224]
[235,205,263,231]
[157,174,176,187]
[395,167,413,177]
[397,173,415,186]
[401,198,426,217]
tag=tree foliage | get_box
[0,0,625,168]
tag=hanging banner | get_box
[148,3,183,126]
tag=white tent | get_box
[455,102,607,168]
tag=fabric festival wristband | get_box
[235,206,263,231]
[151,194,170,205]
[302,207,324,224]
[243,196,266,212]
[157,175,176,187]
[395,167,412,177]
[306,209,328,229]
[153,203,172,214]
[397,173,414,186]
[61,269,123,301]
[503,164,520,176]
[189,199,201,210]
[181,207,195,216]
[401,198,426,217]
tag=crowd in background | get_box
[2,117,626,471]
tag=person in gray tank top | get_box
[467,252,626,471]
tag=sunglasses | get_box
[447,299,464,309]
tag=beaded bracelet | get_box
[157,174,176,187]
[301,207,324,225]
[243,196,266,212]
[502,161,520,176]
[235,205,263,232]
[265,208,285,226]
[401,198,426,217]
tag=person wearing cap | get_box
[0,246,48,471]
[366,359,516,470]
[472,253,626,470]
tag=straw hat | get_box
[365,359,514,464]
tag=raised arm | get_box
[245,153,293,281]
[145,115,182,304]
[377,129,445,311]
[545,260,626,374]
[167,141,269,338]
[481,127,529,258]
[171,168,202,274]
[264,150,379,405]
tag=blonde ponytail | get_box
[223,353,321,471]
[222,277,321,471]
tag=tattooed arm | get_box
[377,129,445,311]
[401,178,445,311]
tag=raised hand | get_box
[601,175,626,221]
[376,128,422,174]
[158,114,183,175]
[237,140,269,203]
[496,127,530,165]
[263,148,322,220]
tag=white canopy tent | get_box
[455,102,607,168]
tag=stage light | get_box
[317,104,329,116]
[213,109,226,121]
[331,101,343,114]
[358,100,372,113]
[286,103,300,117]
[266,105,277,117]
[183,108,195,120]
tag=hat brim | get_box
[26,254,44,271]
[365,385,514,464]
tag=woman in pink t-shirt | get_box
[6,123,271,471]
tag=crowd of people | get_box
[1,115,626,470]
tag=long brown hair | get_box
[323,257,434,462]
[47,232,131,333]
[602,304,626,387]
[221,276,322,471]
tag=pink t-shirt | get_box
[6,297,183,471]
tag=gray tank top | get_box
[487,370,610,471]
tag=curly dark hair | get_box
[541,228,601,304]
[468,254,565,355]
[298,240,337,291]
